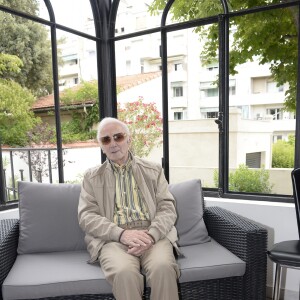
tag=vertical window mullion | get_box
[217,14,230,196]
[294,4,300,168]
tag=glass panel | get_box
[167,26,219,188]
[115,33,163,164]
[57,30,98,89]
[0,0,40,16]
[55,30,99,183]
[115,0,162,36]
[38,0,95,35]
[148,0,223,26]
[230,0,282,12]
[228,6,297,195]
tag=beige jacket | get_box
[78,155,178,262]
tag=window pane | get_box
[57,30,97,90]
[38,0,95,35]
[168,26,219,188]
[115,32,163,164]
[228,7,297,195]
[115,0,162,36]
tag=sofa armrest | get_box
[204,206,268,300]
[0,219,19,300]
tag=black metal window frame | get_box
[0,0,299,210]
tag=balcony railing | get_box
[1,147,60,206]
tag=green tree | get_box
[0,0,53,96]
[272,135,295,168]
[149,0,298,111]
[0,79,37,146]
[214,164,273,193]
[0,53,23,78]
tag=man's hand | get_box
[127,242,153,256]
[120,229,153,248]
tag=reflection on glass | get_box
[228,8,297,195]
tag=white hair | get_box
[96,117,130,142]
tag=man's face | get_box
[99,122,131,165]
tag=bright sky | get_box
[38,0,92,31]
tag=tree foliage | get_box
[272,135,295,168]
[214,164,273,193]
[0,0,53,96]
[0,53,23,78]
[149,0,298,111]
[0,79,37,146]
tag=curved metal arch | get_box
[43,0,64,183]
[220,0,229,14]
[43,0,55,22]
[108,0,120,39]
[89,0,104,38]
[161,0,175,27]
[161,0,230,26]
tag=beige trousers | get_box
[99,238,180,300]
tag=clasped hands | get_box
[120,229,154,257]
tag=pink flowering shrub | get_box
[118,96,162,158]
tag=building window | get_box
[252,77,267,93]
[136,16,146,30]
[206,63,218,71]
[246,152,261,168]
[267,80,284,93]
[267,108,283,120]
[273,135,283,143]
[229,86,236,95]
[73,77,78,85]
[200,81,218,97]
[174,112,183,120]
[206,111,218,118]
[173,86,183,97]
[174,63,183,71]
[252,77,283,94]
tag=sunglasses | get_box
[100,132,127,145]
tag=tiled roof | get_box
[32,71,161,111]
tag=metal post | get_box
[44,0,64,182]
[294,5,300,168]
[0,140,6,204]
[273,264,282,300]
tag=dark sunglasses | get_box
[100,132,127,145]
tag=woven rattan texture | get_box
[0,206,268,300]
[0,219,19,288]
[204,206,268,300]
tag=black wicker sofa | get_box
[0,179,267,300]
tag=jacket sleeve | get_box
[147,167,177,243]
[78,170,124,242]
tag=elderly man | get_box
[78,117,179,300]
